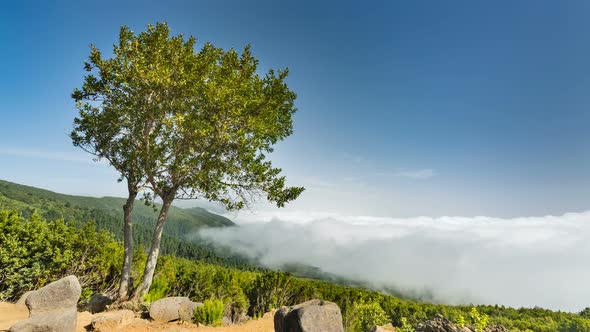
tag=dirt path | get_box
[0,302,274,332]
[0,302,28,330]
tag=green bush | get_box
[194,299,225,326]
[470,307,489,332]
[456,314,466,327]
[144,277,170,303]
[344,301,389,332]
[0,210,121,301]
[399,317,414,332]
[248,271,298,317]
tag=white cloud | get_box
[199,210,590,312]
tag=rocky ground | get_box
[0,302,275,332]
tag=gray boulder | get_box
[10,275,81,332]
[274,299,344,332]
[149,297,203,322]
[9,309,77,332]
[88,293,113,313]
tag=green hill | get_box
[0,179,233,230]
[0,179,253,269]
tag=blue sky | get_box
[0,0,589,218]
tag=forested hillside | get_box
[0,179,253,269]
[2,210,590,332]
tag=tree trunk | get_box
[131,198,173,301]
[118,189,137,300]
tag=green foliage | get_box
[399,317,414,332]
[0,179,254,271]
[0,179,234,235]
[344,301,389,332]
[470,307,489,331]
[71,21,304,211]
[211,269,250,323]
[0,210,121,301]
[143,277,170,303]
[194,299,225,326]
[456,314,466,327]
[249,271,299,317]
[143,255,179,302]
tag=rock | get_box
[25,275,82,316]
[149,297,202,322]
[416,314,473,332]
[274,299,344,332]
[483,325,510,332]
[180,301,202,322]
[15,291,34,306]
[91,310,135,332]
[369,323,397,331]
[9,308,77,332]
[10,275,81,332]
[275,307,290,331]
[88,293,113,313]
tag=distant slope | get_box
[0,179,254,270]
[0,179,233,232]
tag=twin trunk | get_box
[118,190,173,302]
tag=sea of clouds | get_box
[197,210,590,312]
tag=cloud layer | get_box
[198,210,590,312]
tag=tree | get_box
[71,34,153,299]
[72,22,304,302]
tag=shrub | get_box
[344,301,389,332]
[144,277,170,303]
[194,299,225,326]
[470,307,489,332]
[399,317,414,332]
[0,210,121,301]
[248,271,297,317]
[457,314,466,327]
[222,281,249,324]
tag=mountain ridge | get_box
[0,179,234,230]
[0,179,255,270]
